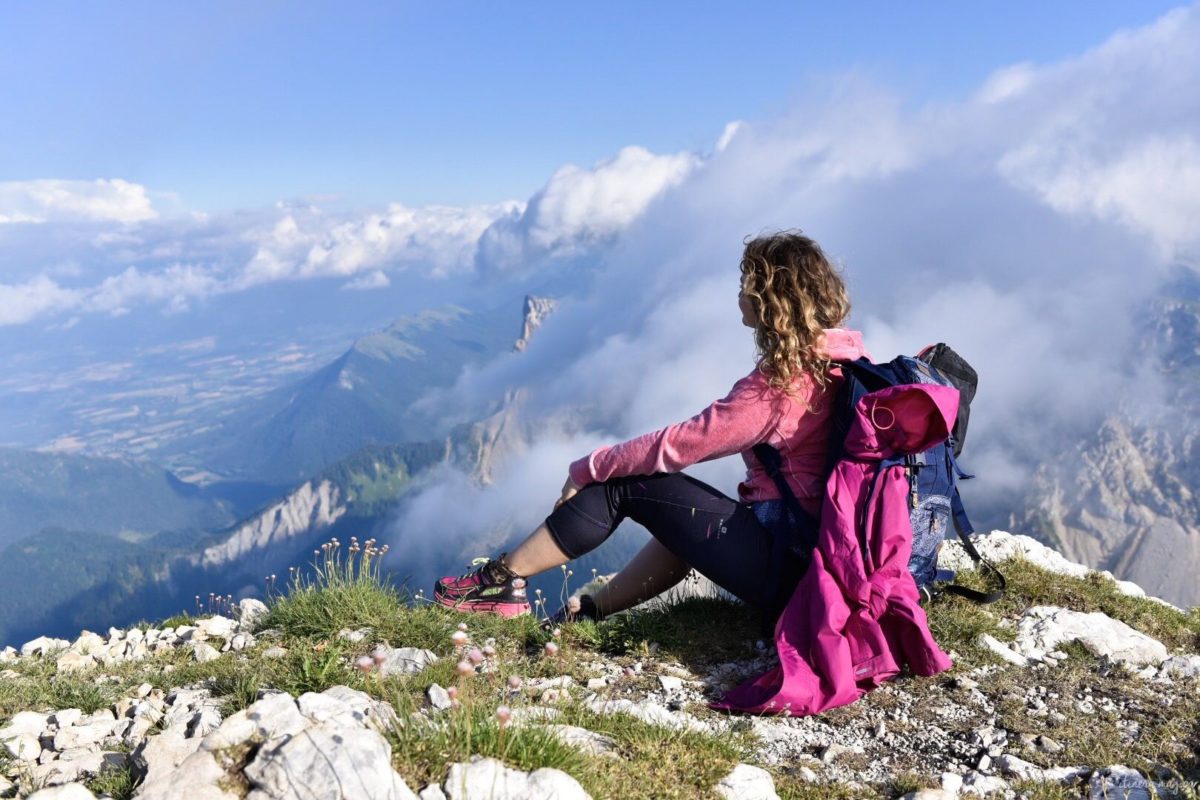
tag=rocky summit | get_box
[0,531,1197,800]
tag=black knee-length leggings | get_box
[543,472,814,612]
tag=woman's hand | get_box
[555,475,580,509]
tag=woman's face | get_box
[738,276,757,329]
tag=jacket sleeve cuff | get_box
[568,456,594,488]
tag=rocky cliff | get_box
[1,530,1196,799]
[1019,267,1200,609]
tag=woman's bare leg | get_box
[503,523,691,618]
[503,523,571,577]
[589,537,690,617]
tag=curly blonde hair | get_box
[739,231,851,394]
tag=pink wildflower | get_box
[456,660,474,677]
[354,656,374,673]
[467,647,485,665]
[544,641,559,657]
[495,705,512,729]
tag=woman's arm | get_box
[569,370,794,486]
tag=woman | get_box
[434,230,867,624]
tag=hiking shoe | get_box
[434,555,531,618]
[543,594,600,630]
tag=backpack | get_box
[754,343,1005,606]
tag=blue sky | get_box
[0,1,1187,212]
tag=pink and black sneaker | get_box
[434,555,531,618]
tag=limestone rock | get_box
[20,637,69,658]
[199,692,307,752]
[55,651,97,675]
[237,599,270,631]
[716,763,780,800]
[34,751,126,788]
[1014,606,1168,667]
[192,642,221,663]
[243,724,416,800]
[443,757,590,800]
[585,697,708,733]
[427,684,452,711]
[375,647,438,677]
[543,725,619,758]
[197,615,236,639]
[3,733,40,761]
[418,785,447,800]
[133,728,204,788]
[26,785,97,799]
[0,710,48,740]
[978,634,1028,667]
[1088,765,1159,800]
[1157,654,1200,679]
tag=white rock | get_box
[1015,606,1168,667]
[900,791,956,800]
[262,646,288,659]
[56,651,97,674]
[1088,765,1158,800]
[444,757,590,800]
[0,710,49,739]
[376,646,438,677]
[320,685,399,732]
[51,709,84,727]
[200,692,307,751]
[961,772,1008,796]
[586,697,708,733]
[657,675,684,692]
[237,598,270,630]
[1157,654,1200,679]
[716,763,779,800]
[244,723,417,799]
[197,615,236,639]
[26,784,98,799]
[586,677,608,691]
[187,707,224,739]
[70,632,106,654]
[3,733,40,761]
[995,753,1041,779]
[940,772,963,794]
[428,684,453,711]
[978,634,1028,667]
[20,636,69,657]
[53,721,119,751]
[543,725,619,758]
[138,747,238,800]
[135,727,202,783]
[418,785,448,800]
[337,627,373,643]
[192,642,221,663]
[229,633,254,651]
[34,751,126,788]
[0,645,17,662]
[297,691,370,729]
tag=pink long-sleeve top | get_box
[568,329,869,517]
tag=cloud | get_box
[476,145,699,276]
[1,142,701,325]
[0,276,81,325]
[390,5,1200,558]
[0,179,157,224]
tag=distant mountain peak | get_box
[514,295,557,352]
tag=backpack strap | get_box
[752,443,816,635]
[935,509,1007,604]
[937,450,1006,604]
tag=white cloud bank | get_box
[2,143,700,326]
[393,5,1200,563]
[0,179,157,224]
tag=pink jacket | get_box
[713,383,958,716]
[568,329,868,517]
